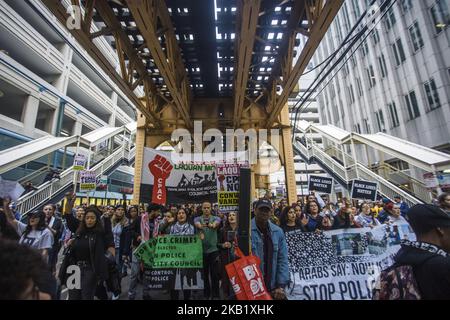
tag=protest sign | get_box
[285,223,416,300]
[0,179,25,200]
[73,154,86,171]
[140,148,246,205]
[308,175,333,194]
[216,163,248,213]
[350,179,378,201]
[79,170,96,192]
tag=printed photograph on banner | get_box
[284,223,416,300]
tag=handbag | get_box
[58,245,75,286]
[225,247,272,300]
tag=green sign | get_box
[134,235,203,269]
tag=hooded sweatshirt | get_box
[394,241,450,300]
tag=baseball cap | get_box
[406,204,450,234]
[255,199,272,210]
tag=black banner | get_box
[308,175,333,194]
[350,180,378,201]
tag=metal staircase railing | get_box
[293,138,423,207]
[16,144,135,215]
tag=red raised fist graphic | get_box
[148,155,173,205]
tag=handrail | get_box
[16,145,130,215]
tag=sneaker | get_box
[112,293,120,300]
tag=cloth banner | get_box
[73,154,86,171]
[285,223,416,300]
[216,163,249,213]
[134,235,204,290]
[140,148,246,205]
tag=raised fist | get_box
[149,155,173,180]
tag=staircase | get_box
[293,138,424,207]
[16,145,135,215]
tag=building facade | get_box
[312,0,450,179]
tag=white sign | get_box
[0,179,25,201]
[286,223,416,300]
[79,170,96,192]
[73,154,86,171]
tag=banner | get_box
[216,163,248,213]
[79,170,96,192]
[285,223,416,300]
[73,154,86,171]
[134,235,204,290]
[140,148,246,205]
[308,175,333,194]
[350,179,378,201]
[0,179,25,201]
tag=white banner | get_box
[140,148,247,205]
[79,170,96,192]
[286,223,416,300]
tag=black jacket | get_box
[394,244,450,300]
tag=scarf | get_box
[141,212,150,242]
[169,222,194,235]
[401,240,449,258]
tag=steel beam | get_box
[233,0,261,128]
[41,0,162,127]
[266,0,343,127]
[126,0,193,128]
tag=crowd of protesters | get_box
[0,190,449,300]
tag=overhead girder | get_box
[42,0,163,128]
[265,0,344,127]
[233,0,261,128]
[126,0,193,129]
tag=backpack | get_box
[372,264,422,300]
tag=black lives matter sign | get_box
[308,175,333,194]
[351,180,378,201]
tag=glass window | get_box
[409,21,424,52]
[424,78,441,111]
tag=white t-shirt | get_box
[17,222,54,250]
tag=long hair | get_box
[279,206,294,227]
[126,205,139,220]
[76,206,104,236]
[111,205,128,227]
[22,211,46,238]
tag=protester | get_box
[125,205,143,300]
[43,204,63,273]
[394,195,410,217]
[280,206,304,233]
[60,205,115,300]
[0,209,19,241]
[386,203,408,225]
[0,240,56,300]
[22,181,38,196]
[438,192,450,215]
[4,198,53,262]
[302,201,331,231]
[377,201,394,224]
[111,204,129,278]
[168,208,195,300]
[354,202,381,228]
[333,204,358,229]
[251,199,289,299]
[218,211,239,299]
[373,204,450,299]
[194,201,221,300]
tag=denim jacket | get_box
[251,219,290,290]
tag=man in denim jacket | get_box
[251,199,290,299]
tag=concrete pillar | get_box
[280,103,297,205]
[21,95,40,136]
[72,120,83,136]
[54,44,73,95]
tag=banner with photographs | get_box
[285,223,416,300]
[135,235,204,290]
[140,147,246,205]
[216,163,249,213]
